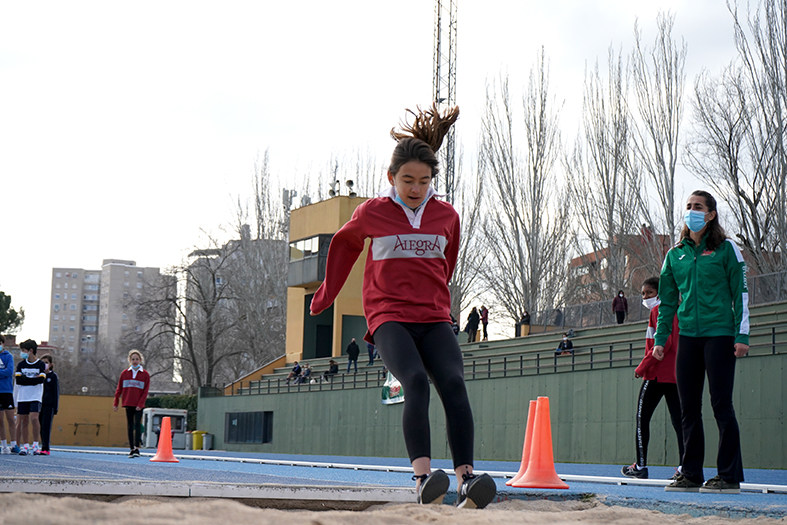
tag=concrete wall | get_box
[198,351,786,469]
[42,395,130,448]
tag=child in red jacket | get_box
[113,350,150,458]
[621,277,683,480]
[310,104,495,508]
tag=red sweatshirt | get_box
[310,189,460,343]
[635,304,679,382]
[113,367,151,409]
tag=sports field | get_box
[1,448,785,524]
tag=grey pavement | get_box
[1,447,785,519]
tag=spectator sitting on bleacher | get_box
[322,360,339,382]
[285,361,302,385]
[555,333,574,356]
[295,363,312,384]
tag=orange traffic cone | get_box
[511,396,568,489]
[506,399,537,486]
[150,416,179,463]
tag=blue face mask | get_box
[394,193,410,208]
[684,209,708,233]
[20,352,29,360]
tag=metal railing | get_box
[525,270,787,334]
[202,325,786,397]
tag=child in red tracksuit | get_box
[113,350,150,458]
[310,104,495,509]
[621,277,683,480]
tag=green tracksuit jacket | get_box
[655,236,750,347]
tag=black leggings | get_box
[676,335,744,483]
[39,406,56,452]
[634,379,683,467]
[125,407,143,450]
[373,321,474,468]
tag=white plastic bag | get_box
[381,371,405,405]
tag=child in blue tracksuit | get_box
[0,335,17,454]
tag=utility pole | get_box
[433,0,457,203]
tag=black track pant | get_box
[125,407,143,450]
[676,335,744,483]
[634,379,683,468]
[39,406,56,452]
[373,321,474,468]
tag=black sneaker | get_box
[413,470,450,504]
[621,464,649,479]
[700,475,740,494]
[456,473,496,509]
[128,449,138,458]
[665,474,702,492]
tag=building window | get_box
[137,282,143,289]
[55,272,62,278]
[69,304,76,311]
[54,305,60,311]
[54,315,59,321]
[54,294,60,300]
[122,324,127,331]
[225,411,273,444]
[137,271,143,278]
[55,284,61,289]
[69,326,75,332]
[53,326,59,331]
[70,315,76,321]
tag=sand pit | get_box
[0,493,784,525]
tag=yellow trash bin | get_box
[192,430,207,451]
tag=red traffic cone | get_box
[507,399,537,486]
[150,416,179,463]
[512,396,568,489]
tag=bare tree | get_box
[565,47,643,302]
[227,154,290,378]
[631,12,687,247]
[479,50,570,322]
[447,147,485,319]
[686,1,787,274]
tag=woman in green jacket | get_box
[656,190,749,494]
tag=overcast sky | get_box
[0,0,743,341]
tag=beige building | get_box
[286,195,369,363]
[48,260,164,361]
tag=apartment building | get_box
[48,259,164,360]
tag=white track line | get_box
[51,448,787,494]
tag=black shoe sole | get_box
[457,473,496,509]
[417,470,450,504]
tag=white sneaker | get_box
[31,443,42,455]
[0,446,11,455]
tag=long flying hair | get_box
[388,103,459,178]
